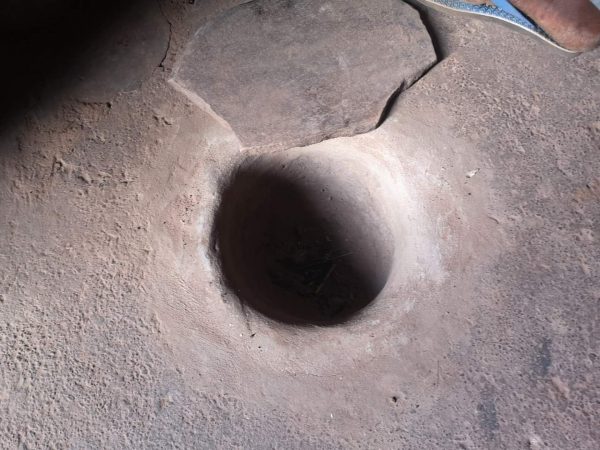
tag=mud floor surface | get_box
[0,0,599,448]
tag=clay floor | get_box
[0,0,599,448]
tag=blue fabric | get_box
[492,0,535,28]
[419,0,567,51]
[426,0,541,32]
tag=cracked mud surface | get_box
[0,0,599,448]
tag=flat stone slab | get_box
[172,0,435,150]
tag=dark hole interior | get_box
[214,159,392,325]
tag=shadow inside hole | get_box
[214,162,392,326]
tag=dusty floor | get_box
[0,0,599,448]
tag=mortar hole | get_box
[213,155,393,325]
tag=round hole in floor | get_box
[213,150,394,325]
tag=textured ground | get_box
[0,0,598,448]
